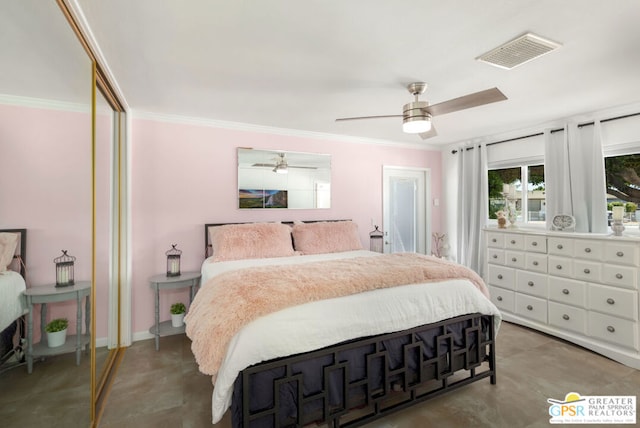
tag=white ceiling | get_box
[5,1,640,147]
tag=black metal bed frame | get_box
[239,313,496,428]
[0,228,28,372]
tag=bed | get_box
[186,221,501,427]
[0,229,28,371]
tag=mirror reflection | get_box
[0,1,95,426]
[238,148,331,209]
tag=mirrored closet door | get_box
[0,1,126,426]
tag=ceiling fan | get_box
[252,153,317,174]
[335,83,507,140]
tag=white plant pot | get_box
[171,313,185,328]
[47,329,67,348]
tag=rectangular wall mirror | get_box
[237,148,331,209]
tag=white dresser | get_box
[485,228,640,369]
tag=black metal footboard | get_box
[233,313,496,428]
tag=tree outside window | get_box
[605,154,640,225]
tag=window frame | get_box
[487,157,546,228]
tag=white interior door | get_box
[383,167,430,254]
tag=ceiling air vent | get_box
[476,33,562,70]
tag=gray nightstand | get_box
[23,281,91,374]
[148,271,201,350]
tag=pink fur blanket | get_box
[185,253,488,379]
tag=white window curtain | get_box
[544,122,608,233]
[456,143,488,276]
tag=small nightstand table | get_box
[148,271,201,350]
[23,281,91,374]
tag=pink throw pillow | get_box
[210,223,296,262]
[292,221,363,255]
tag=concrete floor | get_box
[0,344,108,427]
[98,322,640,428]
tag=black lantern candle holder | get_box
[54,250,75,287]
[166,244,182,277]
[369,225,384,253]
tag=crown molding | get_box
[131,109,440,151]
[0,93,90,113]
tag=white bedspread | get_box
[200,251,502,423]
[0,270,27,332]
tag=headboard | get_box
[0,228,27,278]
[204,220,349,259]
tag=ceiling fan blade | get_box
[335,114,402,122]
[425,87,507,116]
[419,126,438,140]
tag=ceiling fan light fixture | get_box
[402,100,432,134]
[402,116,432,134]
[273,161,288,174]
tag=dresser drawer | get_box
[487,232,504,248]
[548,237,574,256]
[515,294,548,323]
[504,234,524,250]
[525,235,547,253]
[549,301,587,335]
[573,239,603,261]
[487,265,515,290]
[516,271,548,298]
[525,253,547,273]
[487,248,505,265]
[588,312,639,350]
[548,255,573,278]
[602,264,637,290]
[604,242,639,266]
[489,286,514,313]
[573,260,601,283]
[548,276,586,307]
[505,250,525,269]
[587,283,638,320]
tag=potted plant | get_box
[170,302,186,328]
[45,318,68,348]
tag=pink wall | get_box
[131,117,443,335]
[0,103,110,341]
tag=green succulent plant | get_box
[170,302,186,315]
[45,318,69,333]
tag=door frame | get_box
[382,166,431,255]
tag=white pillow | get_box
[0,232,19,272]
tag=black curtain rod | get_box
[450,111,640,154]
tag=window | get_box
[488,164,545,225]
[605,153,640,226]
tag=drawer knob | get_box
[617,251,624,257]
[533,261,539,266]
[616,273,623,279]
[497,296,503,301]
[584,268,590,274]
[562,288,570,295]
[492,238,497,243]
[492,254,498,259]
[532,241,538,246]
[607,326,615,333]
[512,257,517,262]
[526,305,533,311]
[607,298,615,305]
[556,265,562,270]
[497,274,503,280]
[511,240,516,244]
[585,248,591,253]
[557,244,563,250]
[562,314,570,320]
[528,281,534,286]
